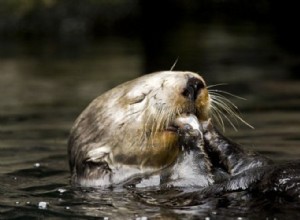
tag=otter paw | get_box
[199,118,213,133]
[174,114,204,149]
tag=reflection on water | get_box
[1,23,300,219]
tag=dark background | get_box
[1,0,300,114]
[1,0,300,74]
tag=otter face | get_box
[120,71,210,134]
[68,71,211,185]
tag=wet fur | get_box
[68,71,210,186]
[68,71,300,200]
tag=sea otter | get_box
[68,71,211,186]
[68,71,300,199]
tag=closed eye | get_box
[129,93,146,105]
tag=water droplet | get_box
[38,201,48,209]
[15,201,20,205]
[65,206,70,210]
[103,217,109,220]
[34,163,40,168]
[136,217,147,220]
[58,188,67,194]
[205,217,210,220]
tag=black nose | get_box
[182,77,205,101]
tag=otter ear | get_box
[86,146,111,162]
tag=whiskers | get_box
[142,103,178,148]
[208,84,253,131]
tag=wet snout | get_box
[182,77,206,101]
[181,76,210,121]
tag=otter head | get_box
[68,71,211,185]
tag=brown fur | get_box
[68,71,210,186]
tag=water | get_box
[1,23,300,219]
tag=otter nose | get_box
[182,77,205,101]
